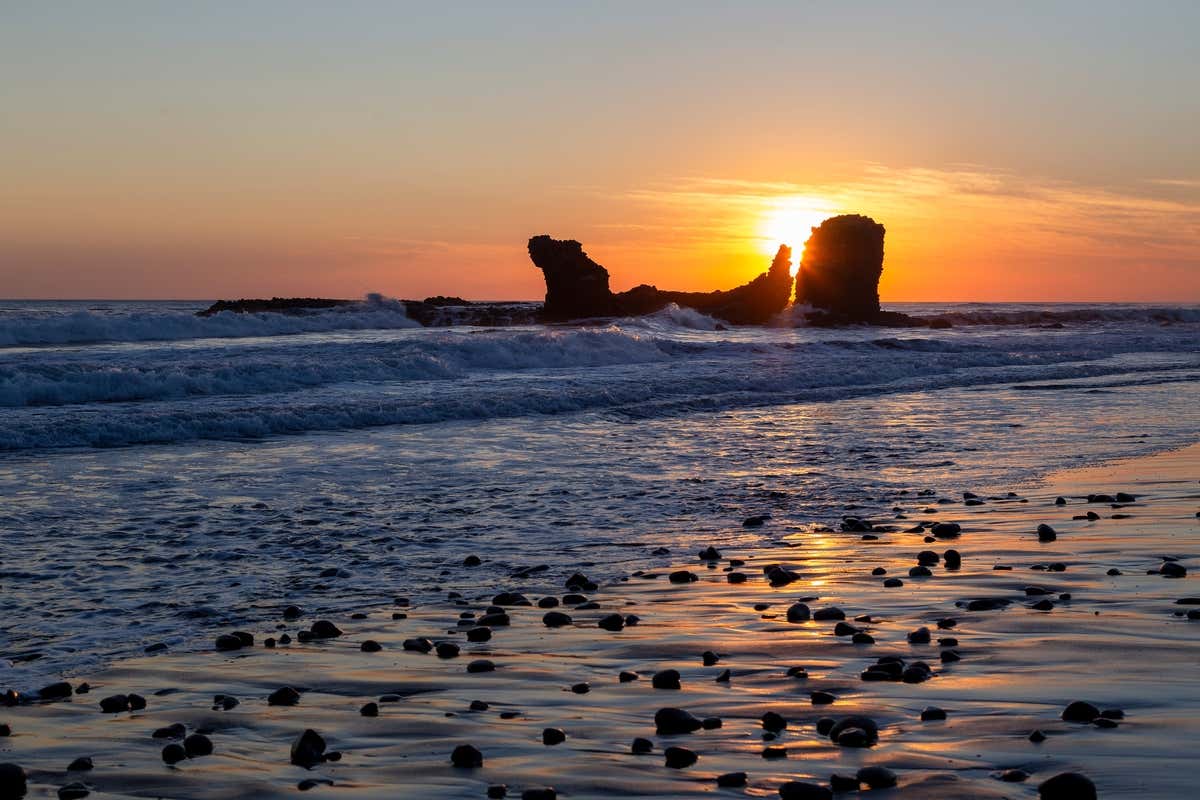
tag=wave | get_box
[907,306,1200,327]
[0,297,421,347]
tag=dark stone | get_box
[1038,772,1097,800]
[488,786,507,799]
[493,592,532,606]
[727,572,747,584]
[309,621,343,639]
[570,683,589,695]
[467,659,496,673]
[436,642,461,659]
[268,687,301,706]
[698,546,721,561]
[828,716,878,746]
[909,565,932,577]
[1037,524,1057,542]
[701,650,719,666]
[619,671,638,682]
[290,729,327,768]
[153,723,187,739]
[655,707,703,735]
[815,717,836,735]
[463,555,482,567]
[717,772,747,788]
[161,744,187,765]
[1000,769,1030,782]
[931,522,962,538]
[778,782,832,800]
[829,774,860,792]
[786,603,812,622]
[597,613,625,632]
[57,782,90,800]
[451,744,483,768]
[668,570,698,584]
[38,682,73,701]
[883,578,904,587]
[743,515,769,527]
[1029,729,1047,743]
[98,695,129,713]
[856,766,897,789]
[663,746,698,769]
[66,758,93,772]
[701,717,722,729]
[183,733,213,757]
[521,789,556,800]
[360,702,379,717]
[761,711,788,731]
[631,737,653,754]
[907,627,931,644]
[403,637,434,653]
[1160,562,1187,578]
[920,706,947,721]
[652,670,681,690]
[1062,701,1100,722]
[467,627,492,642]
[542,728,566,745]
[761,745,788,759]
[360,640,382,652]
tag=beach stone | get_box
[1032,599,1055,611]
[698,546,721,560]
[811,691,836,705]
[1000,769,1030,782]
[543,611,572,627]
[436,642,461,659]
[883,578,903,587]
[766,565,801,586]
[940,649,961,662]
[917,550,940,565]
[655,707,703,735]
[852,632,875,644]
[743,515,769,527]
[66,758,93,772]
[521,790,556,800]
[463,555,482,567]
[816,717,836,735]
[360,640,382,652]
[921,706,947,721]
[652,669,681,690]
[469,701,489,711]
[944,549,962,568]
[787,666,809,678]
[478,612,510,627]
[161,744,187,765]
[184,733,213,757]
[778,782,832,800]
[0,725,10,738]
[857,766,897,789]
[909,565,932,577]
[1038,772,1097,800]
[542,728,566,745]
[1055,496,1066,505]
[467,627,492,642]
[38,682,73,701]
[786,603,812,622]
[403,637,434,653]
[268,687,300,706]
[762,745,788,759]
[487,786,507,799]
[669,570,698,584]
[1037,524,1057,542]
[907,627,932,644]
[833,621,859,636]
[1062,701,1100,722]
[727,572,747,584]
[57,782,89,800]
[631,737,653,754]
[537,596,559,608]
[451,743,483,768]
[664,746,698,768]
[283,605,302,620]
[360,702,379,717]
[291,729,327,768]
[1029,729,1047,743]
[931,522,961,537]
[127,694,146,711]
[1160,562,1187,578]
[761,711,788,731]
[467,659,495,673]
[98,695,129,713]
[619,671,638,682]
[701,717,722,729]
[309,620,342,639]
[715,669,731,682]
[872,567,887,575]
[702,650,719,665]
[717,772,748,787]
[570,682,589,694]
[493,592,532,606]
[829,774,860,792]
[597,613,625,631]
[829,716,878,746]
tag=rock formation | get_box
[527,235,793,325]
[795,214,885,321]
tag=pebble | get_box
[66,758,93,772]
[403,638,434,653]
[521,789,557,800]
[58,782,90,800]
[652,670,681,690]
[570,683,589,694]
[907,627,932,644]
[761,711,788,731]
[619,671,638,682]
[451,743,483,768]
[291,729,327,767]
[98,695,129,713]
[542,728,566,745]
[467,659,496,673]
[268,687,301,706]
[702,650,719,666]
[786,603,811,622]
[883,578,904,587]
[543,611,573,627]
[1062,700,1100,723]
[360,702,379,717]
[1037,524,1057,542]
[435,642,461,659]
[727,572,747,583]
[183,733,213,757]
[1038,772,1097,800]
[467,627,492,642]
[779,782,832,800]
[161,744,188,765]
[655,707,703,735]
[813,607,845,621]
[909,565,933,577]
[309,620,343,639]
[810,691,836,705]
[597,613,625,631]
[488,786,507,799]
[1029,729,1047,743]
[668,570,698,584]
[857,766,897,789]
[920,706,947,721]
[716,772,747,787]
[828,716,879,746]
[1160,562,1187,578]
[761,745,787,758]
[664,746,698,768]
[360,640,382,652]
[1000,769,1030,782]
[631,737,653,754]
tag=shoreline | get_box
[3,443,1198,798]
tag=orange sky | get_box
[2,4,1198,302]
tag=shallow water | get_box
[1,300,1198,692]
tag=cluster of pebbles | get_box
[1,484,1195,800]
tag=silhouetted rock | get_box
[527,235,794,324]
[795,215,885,320]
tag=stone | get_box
[829,716,878,746]
[597,613,625,632]
[38,682,73,701]
[435,642,461,659]
[920,706,947,721]
[98,695,129,713]
[66,758,93,772]
[543,611,572,627]
[663,746,698,769]
[161,744,187,765]
[1062,701,1100,722]
[268,687,301,706]
[856,766,897,789]
[467,627,492,642]
[717,772,748,788]
[291,730,327,768]
[403,637,434,653]
[1160,562,1187,578]
[811,691,836,705]
[1038,772,1097,800]
[1037,524,1057,542]
[360,640,382,652]
[761,711,788,731]
[57,782,90,800]
[183,733,213,757]
[542,728,566,745]
[779,782,832,800]
[360,702,379,717]
[668,570,698,584]
[467,660,496,673]
[786,603,812,622]
[655,707,703,735]
[309,621,342,639]
[652,670,681,690]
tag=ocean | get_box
[2,299,1198,691]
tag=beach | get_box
[3,433,1199,798]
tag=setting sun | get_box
[758,197,836,274]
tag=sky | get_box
[2,1,1198,302]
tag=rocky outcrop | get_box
[795,215,886,322]
[528,235,793,325]
[197,297,352,316]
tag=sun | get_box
[758,198,834,275]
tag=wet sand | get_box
[3,444,1199,799]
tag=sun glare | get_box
[758,198,834,275]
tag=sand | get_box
[3,444,1199,799]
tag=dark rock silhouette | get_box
[795,214,885,321]
[527,235,793,325]
[197,297,353,316]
